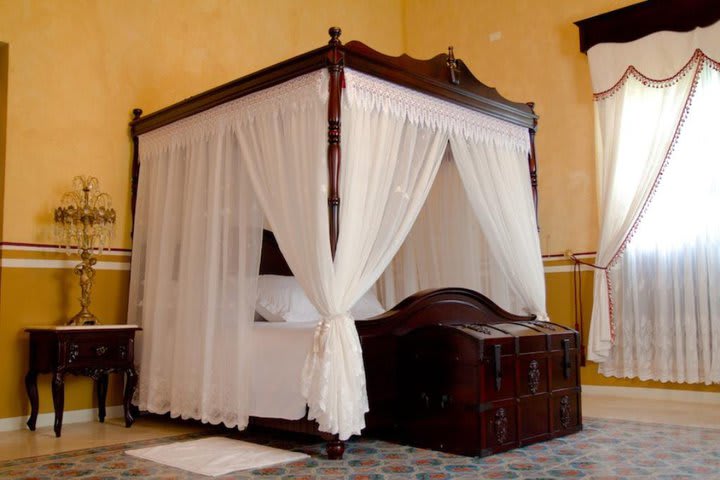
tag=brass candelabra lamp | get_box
[54,176,116,325]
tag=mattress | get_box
[249,321,317,420]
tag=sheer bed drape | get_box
[129,66,546,439]
[377,144,544,319]
[377,152,520,313]
[129,126,263,428]
[239,72,449,439]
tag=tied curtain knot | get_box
[311,312,356,353]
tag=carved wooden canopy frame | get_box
[130,28,540,256]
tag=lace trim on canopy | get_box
[140,67,532,158]
[139,70,329,159]
[343,68,531,154]
[599,53,719,341]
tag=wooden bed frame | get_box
[251,230,536,459]
[129,28,541,459]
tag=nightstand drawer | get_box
[62,338,131,366]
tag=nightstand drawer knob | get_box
[95,346,108,356]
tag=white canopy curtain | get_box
[449,135,547,319]
[238,71,449,440]
[129,65,538,440]
[129,71,325,428]
[586,20,720,377]
[128,122,264,428]
[377,151,521,313]
[377,143,545,319]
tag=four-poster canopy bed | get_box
[127,28,580,460]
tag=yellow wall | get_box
[0,253,130,418]
[0,0,405,247]
[403,0,637,255]
[0,0,715,422]
[0,0,405,421]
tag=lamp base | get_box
[67,311,100,326]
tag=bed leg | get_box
[326,438,345,460]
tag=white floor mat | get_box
[125,436,310,477]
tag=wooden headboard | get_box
[259,230,293,276]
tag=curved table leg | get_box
[51,371,65,437]
[123,368,138,427]
[25,370,39,431]
[96,373,109,423]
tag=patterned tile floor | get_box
[1,418,719,479]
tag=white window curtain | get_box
[377,151,522,315]
[128,127,264,428]
[586,20,720,377]
[596,60,720,382]
[449,136,547,320]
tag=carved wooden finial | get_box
[328,27,342,46]
[132,108,143,120]
[447,46,460,85]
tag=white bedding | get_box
[249,321,317,420]
[249,315,378,420]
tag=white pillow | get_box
[255,275,385,322]
[256,275,319,323]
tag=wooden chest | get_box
[397,321,582,456]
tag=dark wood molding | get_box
[130,31,537,138]
[575,0,720,54]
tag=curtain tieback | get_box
[311,312,354,353]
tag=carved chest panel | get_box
[398,321,582,457]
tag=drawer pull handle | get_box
[493,344,502,391]
[562,339,571,379]
[95,346,108,356]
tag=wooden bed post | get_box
[130,108,143,237]
[327,27,344,260]
[325,26,347,461]
[526,102,539,232]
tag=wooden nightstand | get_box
[24,325,141,437]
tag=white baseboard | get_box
[0,405,123,432]
[582,385,720,405]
